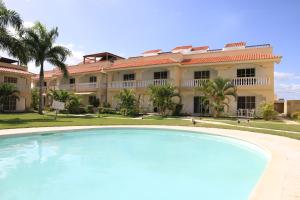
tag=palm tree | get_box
[198,77,237,117]
[0,83,19,112]
[115,89,138,116]
[148,84,181,116]
[0,0,27,64]
[21,22,71,114]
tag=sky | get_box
[3,0,300,99]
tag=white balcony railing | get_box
[232,77,270,86]
[56,82,101,91]
[108,79,172,89]
[181,77,270,88]
[181,79,209,87]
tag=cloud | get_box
[56,43,85,65]
[274,71,300,80]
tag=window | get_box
[44,82,47,87]
[89,96,97,105]
[3,96,17,111]
[123,74,135,81]
[194,71,210,79]
[89,76,97,83]
[69,78,75,84]
[237,68,255,77]
[237,96,256,109]
[194,96,209,115]
[154,71,168,79]
[4,76,17,84]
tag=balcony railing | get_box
[181,77,270,88]
[0,82,29,91]
[57,82,100,91]
[232,77,270,86]
[108,79,172,89]
[181,79,209,87]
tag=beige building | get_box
[33,42,282,117]
[0,57,32,112]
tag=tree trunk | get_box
[38,62,44,115]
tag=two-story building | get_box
[0,57,32,112]
[34,42,281,117]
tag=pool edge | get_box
[0,125,299,200]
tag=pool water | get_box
[0,128,267,200]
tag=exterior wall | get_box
[286,100,300,116]
[0,71,31,112]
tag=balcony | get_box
[108,79,172,89]
[57,82,101,92]
[232,77,270,86]
[181,77,270,88]
[0,82,29,91]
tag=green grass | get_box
[0,113,300,140]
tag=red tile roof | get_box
[109,58,177,70]
[182,54,281,65]
[172,45,192,51]
[192,46,209,51]
[143,49,162,54]
[0,66,33,76]
[225,42,246,48]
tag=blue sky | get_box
[4,0,300,99]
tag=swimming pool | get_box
[0,128,267,200]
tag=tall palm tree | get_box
[0,0,27,63]
[0,83,19,112]
[21,22,71,114]
[198,77,237,117]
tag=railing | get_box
[56,82,102,91]
[108,79,172,89]
[181,77,270,88]
[181,79,209,87]
[232,77,270,86]
[0,82,29,91]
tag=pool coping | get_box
[0,125,299,200]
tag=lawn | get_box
[0,113,300,140]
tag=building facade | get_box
[0,57,32,112]
[33,42,282,116]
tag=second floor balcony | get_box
[108,79,172,89]
[0,82,30,92]
[181,77,271,88]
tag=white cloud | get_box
[56,43,85,65]
[274,71,300,80]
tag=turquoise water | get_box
[0,128,267,200]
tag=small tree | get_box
[48,89,70,103]
[66,94,82,114]
[148,84,180,116]
[198,78,237,117]
[115,89,138,116]
[31,88,39,110]
[260,103,278,120]
[0,83,19,112]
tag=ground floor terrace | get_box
[107,87,273,117]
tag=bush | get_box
[99,107,116,114]
[291,111,300,119]
[172,103,183,116]
[260,103,278,120]
[86,105,94,113]
[115,89,139,116]
[31,88,39,110]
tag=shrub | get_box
[291,111,300,119]
[86,105,94,113]
[66,94,82,114]
[172,103,183,116]
[99,107,116,114]
[148,84,180,116]
[31,88,39,110]
[115,89,139,116]
[260,103,278,120]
